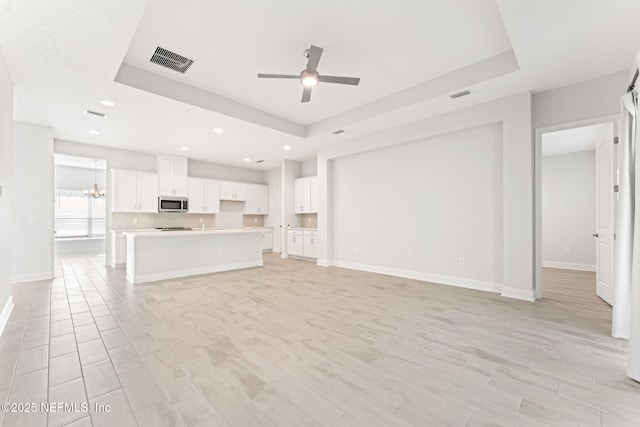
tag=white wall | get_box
[532,71,627,129]
[0,45,13,321]
[12,122,54,282]
[318,92,534,300]
[333,124,504,288]
[301,158,317,177]
[189,159,264,183]
[264,167,282,252]
[542,150,596,270]
[54,165,106,192]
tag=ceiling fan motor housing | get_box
[300,70,319,87]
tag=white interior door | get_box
[595,131,615,305]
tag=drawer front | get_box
[303,230,318,237]
[288,230,304,236]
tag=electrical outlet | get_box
[132,217,138,224]
[459,257,465,265]
[564,246,571,253]
[199,218,204,224]
[408,251,413,259]
[254,217,258,223]
[308,217,312,224]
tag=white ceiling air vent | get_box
[255,160,264,163]
[84,110,107,118]
[332,129,345,135]
[150,46,194,74]
[450,90,471,99]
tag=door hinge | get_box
[614,136,619,144]
[614,184,619,192]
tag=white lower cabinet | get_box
[287,230,304,257]
[111,231,127,267]
[287,229,317,259]
[303,231,317,258]
[261,230,273,251]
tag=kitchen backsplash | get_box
[243,215,265,227]
[301,213,317,228]
[112,213,216,230]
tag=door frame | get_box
[534,113,620,300]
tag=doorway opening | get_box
[537,121,617,305]
[53,154,107,254]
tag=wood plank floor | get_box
[0,254,638,426]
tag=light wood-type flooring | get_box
[0,253,638,426]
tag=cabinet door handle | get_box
[311,238,314,244]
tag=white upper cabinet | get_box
[220,181,247,201]
[187,178,220,214]
[112,170,158,213]
[244,184,269,215]
[157,154,188,197]
[309,175,318,213]
[294,176,318,214]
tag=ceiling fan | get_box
[258,45,360,103]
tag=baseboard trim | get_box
[542,261,596,272]
[0,297,14,337]
[501,287,535,302]
[126,260,263,285]
[316,259,331,267]
[11,271,54,284]
[332,260,502,294]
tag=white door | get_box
[595,133,615,305]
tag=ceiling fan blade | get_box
[318,75,360,86]
[301,87,312,103]
[257,73,299,79]
[306,45,323,73]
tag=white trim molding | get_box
[542,261,596,272]
[316,259,332,267]
[11,271,54,284]
[0,297,14,337]
[333,260,503,294]
[501,287,536,302]
[126,260,262,285]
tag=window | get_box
[54,190,106,238]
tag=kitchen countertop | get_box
[113,226,274,233]
[122,228,271,238]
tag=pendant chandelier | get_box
[84,159,105,198]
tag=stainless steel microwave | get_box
[158,196,189,213]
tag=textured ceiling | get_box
[1,0,639,170]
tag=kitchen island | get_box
[123,228,264,284]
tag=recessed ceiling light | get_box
[283,145,292,150]
[181,146,189,151]
[243,158,251,162]
[88,130,99,135]
[214,127,223,134]
[100,100,115,107]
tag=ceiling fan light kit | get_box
[258,45,360,103]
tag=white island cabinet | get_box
[124,229,263,284]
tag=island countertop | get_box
[122,227,270,238]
